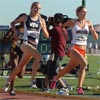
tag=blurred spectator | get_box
[94,43,98,54]
[88,42,93,54]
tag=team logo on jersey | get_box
[30,22,38,28]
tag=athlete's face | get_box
[31,4,41,14]
[77,8,87,19]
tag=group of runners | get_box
[2,1,98,96]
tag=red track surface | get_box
[0,91,99,100]
[0,92,66,100]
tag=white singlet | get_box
[71,22,89,46]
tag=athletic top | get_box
[22,15,41,44]
[71,22,89,45]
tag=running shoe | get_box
[9,90,16,96]
[77,87,84,95]
[61,87,69,93]
[30,81,37,88]
[31,84,37,88]
[41,87,50,93]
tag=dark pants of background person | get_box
[47,55,63,80]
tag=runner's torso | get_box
[71,21,89,48]
[22,15,41,44]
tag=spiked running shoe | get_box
[77,87,84,95]
[9,90,16,96]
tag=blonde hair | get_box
[76,6,86,16]
[30,2,41,16]
[31,2,40,9]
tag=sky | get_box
[0,0,100,25]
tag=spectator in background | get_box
[94,43,98,54]
[3,20,26,95]
[43,13,68,92]
[88,42,92,54]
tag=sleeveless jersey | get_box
[22,15,41,44]
[71,22,89,45]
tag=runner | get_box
[50,6,98,95]
[4,1,49,92]
[2,21,26,95]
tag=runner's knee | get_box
[14,67,21,74]
[80,60,87,70]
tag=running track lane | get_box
[0,92,99,100]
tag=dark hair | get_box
[54,13,64,24]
